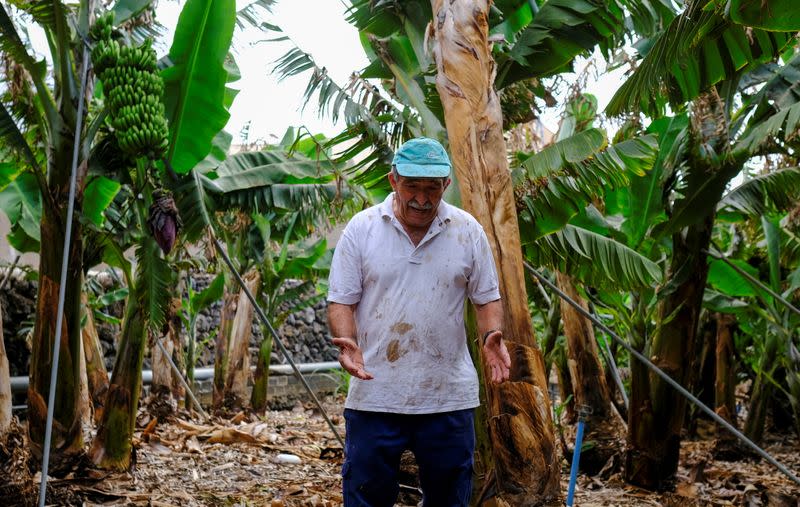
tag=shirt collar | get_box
[380,192,452,226]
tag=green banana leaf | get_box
[83,176,121,226]
[527,224,662,289]
[499,0,626,86]
[606,1,795,117]
[516,130,658,240]
[162,0,235,173]
[621,114,688,248]
[729,0,800,31]
[0,172,41,249]
[718,167,800,216]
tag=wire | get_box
[523,261,800,487]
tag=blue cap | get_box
[392,137,451,178]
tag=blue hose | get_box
[566,419,585,506]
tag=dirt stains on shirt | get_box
[386,339,405,362]
[390,322,414,335]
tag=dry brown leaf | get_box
[146,441,172,455]
[141,417,159,441]
[175,418,214,433]
[231,411,248,424]
[206,428,259,444]
[675,482,698,498]
[185,436,202,453]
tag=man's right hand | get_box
[332,337,374,380]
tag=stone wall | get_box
[1,271,338,377]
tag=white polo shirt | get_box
[327,193,501,414]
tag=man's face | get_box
[389,172,450,230]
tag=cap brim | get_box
[395,163,450,178]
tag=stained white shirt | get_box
[327,193,501,414]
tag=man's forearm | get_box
[475,299,504,340]
[328,302,358,339]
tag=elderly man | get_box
[327,137,510,507]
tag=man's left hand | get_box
[483,330,510,383]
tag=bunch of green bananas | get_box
[90,14,168,160]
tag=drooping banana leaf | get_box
[0,101,41,175]
[203,150,349,229]
[729,0,800,31]
[497,0,626,86]
[526,224,662,289]
[162,0,235,173]
[606,0,795,117]
[516,129,658,240]
[718,167,800,216]
[735,101,800,155]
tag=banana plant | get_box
[0,0,154,464]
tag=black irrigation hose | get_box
[523,261,800,487]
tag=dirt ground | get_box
[2,395,800,506]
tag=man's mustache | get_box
[408,200,433,211]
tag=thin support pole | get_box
[38,46,90,507]
[213,239,345,448]
[705,248,800,319]
[523,262,800,487]
[154,338,209,420]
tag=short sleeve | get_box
[467,226,501,305]
[327,220,363,305]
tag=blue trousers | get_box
[342,408,475,507]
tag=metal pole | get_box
[38,45,90,507]
[213,239,345,448]
[705,248,800,318]
[523,261,800,487]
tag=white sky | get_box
[157,0,369,145]
[25,1,624,144]
[157,1,625,145]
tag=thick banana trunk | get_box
[81,296,110,425]
[213,289,236,409]
[556,272,625,475]
[151,298,184,415]
[429,1,559,503]
[223,270,260,411]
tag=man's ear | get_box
[444,177,451,190]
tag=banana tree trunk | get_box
[213,289,236,409]
[250,330,272,413]
[152,298,184,414]
[81,296,109,425]
[556,272,625,474]
[28,160,87,465]
[430,2,559,502]
[0,304,10,434]
[223,270,260,411]
[90,241,157,470]
[714,313,738,456]
[744,332,779,445]
[625,215,714,490]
